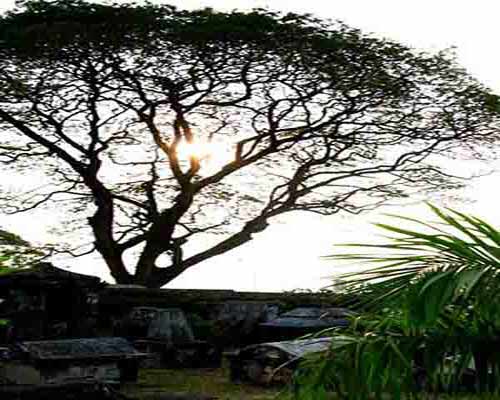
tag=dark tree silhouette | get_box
[0,0,499,287]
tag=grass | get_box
[123,368,500,400]
[123,368,285,400]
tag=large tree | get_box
[0,0,499,287]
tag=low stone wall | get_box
[96,287,352,346]
[98,287,347,316]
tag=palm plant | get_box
[294,205,500,399]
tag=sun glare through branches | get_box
[175,138,234,176]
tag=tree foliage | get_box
[295,206,500,399]
[0,228,46,272]
[0,0,499,287]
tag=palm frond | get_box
[330,205,500,310]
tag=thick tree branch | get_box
[0,109,86,173]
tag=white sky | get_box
[2,0,500,291]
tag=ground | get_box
[123,368,284,400]
[123,369,500,400]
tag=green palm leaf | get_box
[330,205,500,312]
[294,205,500,399]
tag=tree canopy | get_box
[0,0,499,287]
[0,228,47,272]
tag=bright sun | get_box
[175,138,233,175]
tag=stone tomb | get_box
[0,337,145,385]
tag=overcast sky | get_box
[2,0,500,291]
